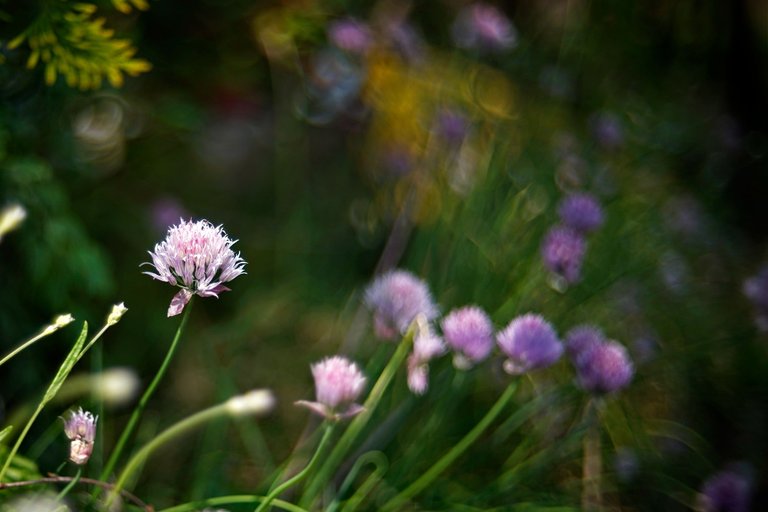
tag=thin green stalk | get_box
[300,330,413,507]
[0,315,72,368]
[0,322,89,482]
[106,397,228,506]
[157,495,307,512]
[256,423,335,512]
[99,301,192,482]
[55,467,81,501]
[380,381,519,512]
[331,451,388,512]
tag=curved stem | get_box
[0,328,55,368]
[300,331,413,507]
[256,423,335,512]
[106,398,227,507]
[99,301,193,482]
[157,495,307,512]
[332,451,388,512]
[380,381,518,511]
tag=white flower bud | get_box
[106,302,128,326]
[225,389,275,417]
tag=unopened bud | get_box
[106,302,128,326]
[63,408,97,465]
[43,314,75,336]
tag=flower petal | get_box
[168,289,193,317]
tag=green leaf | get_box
[44,322,88,402]
[0,426,12,444]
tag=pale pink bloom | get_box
[442,306,494,369]
[364,270,439,340]
[143,219,246,317]
[296,356,367,421]
[407,323,446,395]
[63,408,97,465]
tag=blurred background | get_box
[2,0,768,510]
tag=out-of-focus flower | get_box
[452,3,517,52]
[557,193,604,234]
[743,265,768,330]
[91,367,141,407]
[497,313,563,375]
[589,112,624,150]
[301,48,365,125]
[4,492,68,512]
[697,467,752,512]
[407,321,446,394]
[574,340,633,395]
[564,325,604,361]
[435,108,469,144]
[613,447,640,483]
[296,356,366,421]
[143,219,247,317]
[328,18,372,55]
[541,225,587,284]
[381,17,425,62]
[441,306,494,369]
[0,203,27,242]
[150,198,190,234]
[225,389,276,417]
[63,408,97,465]
[364,269,439,340]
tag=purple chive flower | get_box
[697,467,752,512]
[63,408,97,465]
[564,325,605,361]
[452,3,517,52]
[328,18,373,55]
[744,265,768,312]
[589,112,624,150]
[497,313,563,375]
[407,323,446,395]
[441,306,495,369]
[574,340,634,395]
[364,270,439,340]
[557,193,604,234]
[296,356,367,421]
[541,225,587,284]
[143,219,247,317]
[435,108,469,144]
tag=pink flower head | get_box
[296,356,367,421]
[328,18,373,55]
[441,305,494,369]
[452,3,517,52]
[541,225,587,284]
[364,270,439,340]
[574,340,634,395]
[143,219,246,317]
[497,313,563,375]
[407,322,446,395]
[63,408,97,465]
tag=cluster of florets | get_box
[697,466,752,512]
[565,324,634,395]
[63,408,98,465]
[541,192,604,286]
[143,219,246,317]
[451,3,517,52]
[364,270,439,340]
[296,356,367,421]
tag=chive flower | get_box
[407,323,446,395]
[452,3,517,52]
[328,18,372,55]
[497,313,563,375]
[574,340,634,395]
[441,305,494,369]
[63,408,98,465]
[143,219,246,317]
[557,193,604,234]
[364,270,439,340]
[564,325,605,361]
[296,356,367,421]
[541,225,587,284]
[697,467,752,512]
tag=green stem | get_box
[333,451,388,512]
[380,381,519,511]
[106,397,228,506]
[256,423,335,512]
[0,322,63,368]
[99,301,192,482]
[300,331,413,507]
[582,399,602,512]
[157,495,307,512]
[55,467,81,501]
